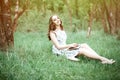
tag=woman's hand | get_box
[72,43,79,47]
[69,43,78,48]
[67,43,79,50]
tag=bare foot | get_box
[101,59,115,64]
[67,57,80,61]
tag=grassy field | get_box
[0,30,120,80]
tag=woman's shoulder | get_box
[50,31,56,36]
[50,30,56,34]
[55,29,65,32]
[50,30,66,35]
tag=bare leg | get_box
[79,43,115,64]
[80,43,100,56]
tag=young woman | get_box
[47,15,115,64]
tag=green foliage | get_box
[0,31,120,80]
[17,9,103,33]
[13,0,110,33]
[12,0,119,33]
[17,10,52,32]
[14,0,91,19]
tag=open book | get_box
[68,46,80,51]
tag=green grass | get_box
[0,30,120,80]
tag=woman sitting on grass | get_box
[47,15,115,64]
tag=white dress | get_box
[52,30,81,58]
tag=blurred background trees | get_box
[19,0,120,35]
[0,0,120,51]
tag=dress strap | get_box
[52,31,57,37]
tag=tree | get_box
[0,0,13,51]
[88,0,120,35]
[101,0,120,34]
[0,0,27,51]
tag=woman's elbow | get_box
[56,46,62,50]
[57,47,61,50]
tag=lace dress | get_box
[52,30,81,58]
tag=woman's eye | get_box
[53,19,56,21]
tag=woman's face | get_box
[52,15,61,26]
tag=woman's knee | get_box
[79,48,86,54]
[81,43,88,48]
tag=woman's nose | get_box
[57,19,60,21]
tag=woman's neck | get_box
[56,25,61,30]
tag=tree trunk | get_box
[103,0,115,34]
[87,9,92,38]
[75,0,79,18]
[114,0,120,34]
[100,4,109,33]
[0,0,14,51]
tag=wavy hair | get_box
[47,15,64,40]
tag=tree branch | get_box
[12,0,27,32]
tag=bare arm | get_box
[50,31,78,50]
